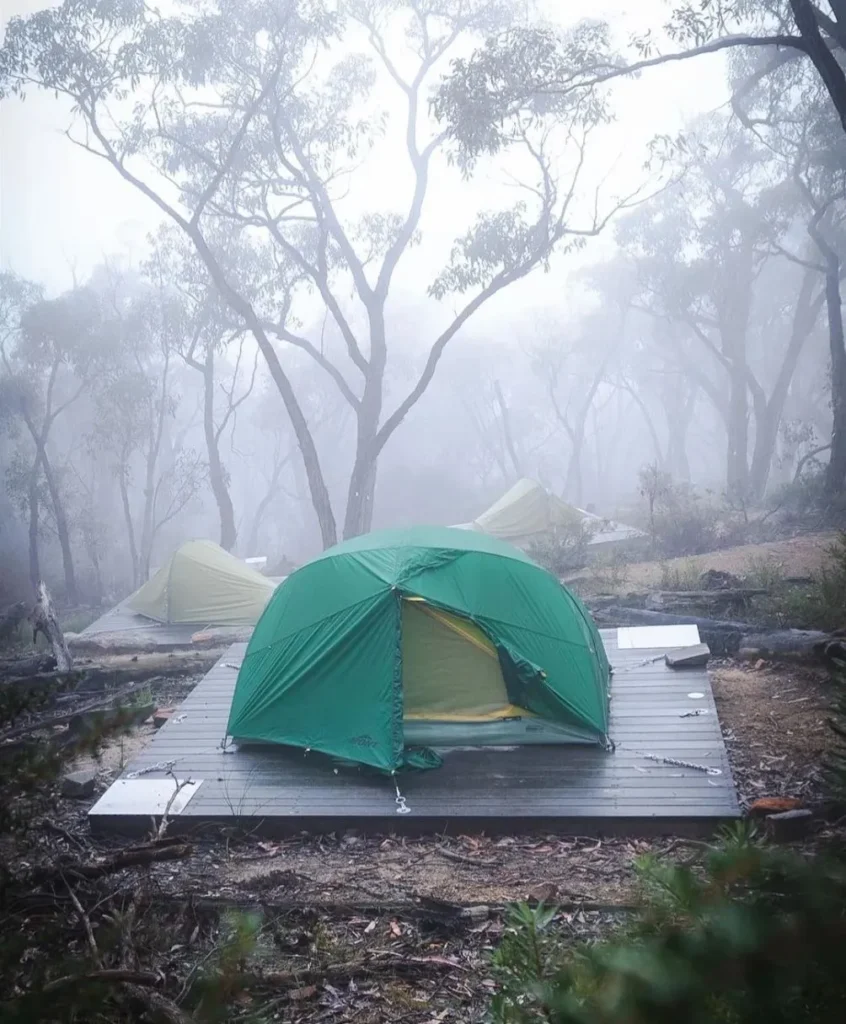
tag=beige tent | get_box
[128,540,276,626]
[454,479,645,552]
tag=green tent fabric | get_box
[128,539,276,626]
[227,526,610,772]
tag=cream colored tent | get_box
[128,540,276,626]
[454,479,645,552]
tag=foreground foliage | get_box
[492,669,846,1024]
[491,828,846,1024]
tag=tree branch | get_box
[262,320,360,409]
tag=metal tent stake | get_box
[392,773,411,814]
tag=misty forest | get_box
[3,2,846,1023]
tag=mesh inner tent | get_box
[401,600,524,722]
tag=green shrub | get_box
[743,554,787,589]
[637,466,721,558]
[489,829,846,1024]
[768,469,846,533]
[755,533,846,632]
[658,558,701,591]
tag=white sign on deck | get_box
[89,779,202,817]
[616,625,701,650]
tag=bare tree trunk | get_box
[805,216,846,496]
[748,269,822,499]
[494,380,523,477]
[343,441,379,540]
[789,0,846,136]
[663,378,696,481]
[564,426,585,506]
[27,459,40,594]
[179,229,338,550]
[343,375,383,540]
[823,254,846,495]
[201,348,237,551]
[118,468,139,590]
[38,444,78,606]
[719,240,755,500]
[726,358,749,499]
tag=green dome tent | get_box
[128,539,276,626]
[227,526,610,772]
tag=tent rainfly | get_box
[453,478,645,552]
[128,539,276,626]
[227,526,611,772]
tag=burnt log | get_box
[738,629,835,661]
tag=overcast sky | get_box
[0,0,728,313]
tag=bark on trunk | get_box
[725,357,749,498]
[824,257,846,494]
[343,443,379,540]
[202,349,237,551]
[343,376,382,540]
[38,444,78,606]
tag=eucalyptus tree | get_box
[148,228,260,553]
[0,0,640,542]
[0,275,114,602]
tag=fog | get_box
[1,0,842,606]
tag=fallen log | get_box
[592,606,751,631]
[1,655,212,696]
[241,951,468,991]
[42,969,161,994]
[25,841,193,887]
[0,653,57,678]
[0,679,158,744]
[737,629,835,661]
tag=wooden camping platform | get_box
[89,629,740,836]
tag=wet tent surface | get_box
[90,630,739,837]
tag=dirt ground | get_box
[29,654,841,1023]
[588,531,837,592]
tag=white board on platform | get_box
[89,779,202,816]
[616,625,701,650]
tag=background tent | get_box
[227,526,611,772]
[453,478,645,553]
[128,539,276,626]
